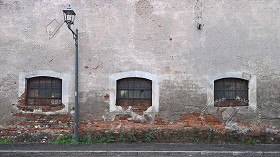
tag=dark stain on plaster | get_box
[162,66,172,73]
[104,94,109,100]
[195,0,203,30]
[93,62,103,70]
[93,65,99,70]
[0,53,5,58]
[0,0,21,11]
[85,63,103,70]
[135,0,153,19]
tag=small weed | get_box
[80,133,94,144]
[128,132,137,142]
[144,132,154,143]
[193,138,200,144]
[100,132,114,144]
[84,133,106,144]
[240,138,261,145]
[207,128,213,144]
[31,136,40,142]
[85,133,93,144]
[119,132,126,143]
[51,134,75,144]
[0,138,13,144]
[91,134,101,144]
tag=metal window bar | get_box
[214,78,248,99]
[214,78,249,107]
[116,77,152,106]
[27,77,62,106]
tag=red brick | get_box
[114,114,131,121]
[181,113,202,121]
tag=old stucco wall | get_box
[0,0,279,138]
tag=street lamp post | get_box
[62,5,79,143]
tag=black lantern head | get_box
[63,4,76,25]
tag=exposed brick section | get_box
[153,117,169,126]
[78,113,224,134]
[131,106,150,115]
[14,113,72,128]
[17,105,65,112]
[18,93,27,106]
[0,113,74,141]
[120,106,150,115]
[17,92,65,112]
[203,114,223,125]
[0,113,279,143]
[114,114,132,121]
[180,113,203,126]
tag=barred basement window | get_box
[116,77,152,106]
[27,77,62,106]
[214,78,249,107]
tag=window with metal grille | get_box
[116,77,152,106]
[27,77,62,106]
[214,78,249,107]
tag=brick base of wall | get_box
[0,113,279,143]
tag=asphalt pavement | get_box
[0,143,279,157]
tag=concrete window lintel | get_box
[207,71,257,113]
[109,71,159,113]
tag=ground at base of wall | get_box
[0,113,279,144]
[79,129,280,144]
[0,128,279,144]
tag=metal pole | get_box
[74,28,79,143]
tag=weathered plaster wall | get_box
[0,0,279,139]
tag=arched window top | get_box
[110,71,157,82]
[28,76,61,80]
[117,77,151,82]
[214,77,248,83]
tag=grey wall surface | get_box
[0,0,279,127]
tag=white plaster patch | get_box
[151,1,171,15]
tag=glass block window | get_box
[214,78,249,107]
[116,77,152,106]
[27,77,62,106]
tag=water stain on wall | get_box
[135,0,153,19]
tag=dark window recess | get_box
[214,78,249,107]
[27,77,62,106]
[116,77,152,106]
